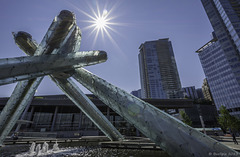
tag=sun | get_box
[95,17,106,29]
[69,1,123,48]
[86,8,114,42]
[81,5,120,47]
[78,7,114,44]
[94,9,108,29]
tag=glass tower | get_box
[182,86,198,100]
[198,0,240,118]
[138,38,182,99]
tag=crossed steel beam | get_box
[0,10,238,156]
[0,10,123,145]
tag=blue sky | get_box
[0,0,213,97]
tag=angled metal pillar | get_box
[27,106,34,128]
[15,98,32,132]
[51,77,123,140]
[0,77,43,145]
[13,29,123,140]
[73,68,238,157]
[0,51,108,85]
[0,10,75,145]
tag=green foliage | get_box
[229,116,240,131]
[180,110,192,126]
[218,105,240,132]
[218,106,230,132]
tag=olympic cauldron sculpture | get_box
[0,10,237,157]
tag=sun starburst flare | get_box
[94,9,108,29]
[85,7,118,46]
[68,1,123,49]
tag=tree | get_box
[180,110,192,126]
[229,116,240,132]
[218,105,240,133]
[218,106,230,133]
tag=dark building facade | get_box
[196,88,205,99]
[0,95,219,137]
[184,103,219,128]
[182,86,199,100]
[0,94,217,137]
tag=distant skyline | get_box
[0,0,213,97]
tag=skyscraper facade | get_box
[138,38,182,99]
[182,86,198,100]
[196,88,205,99]
[202,78,213,102]
[130,89,142,98]
[198,0,240,118]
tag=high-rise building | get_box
[196,88,205,99]
[182,86,198,100]
[198,0,240,118]
[202,78,213,102]
[138,38,182,99]
[131,89,141,98]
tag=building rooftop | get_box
[195,38,217,53]
[0,94,194,109]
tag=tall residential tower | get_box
[197,0,240,118]
[138,38,182,99]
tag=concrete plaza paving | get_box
[218,136,240,152]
